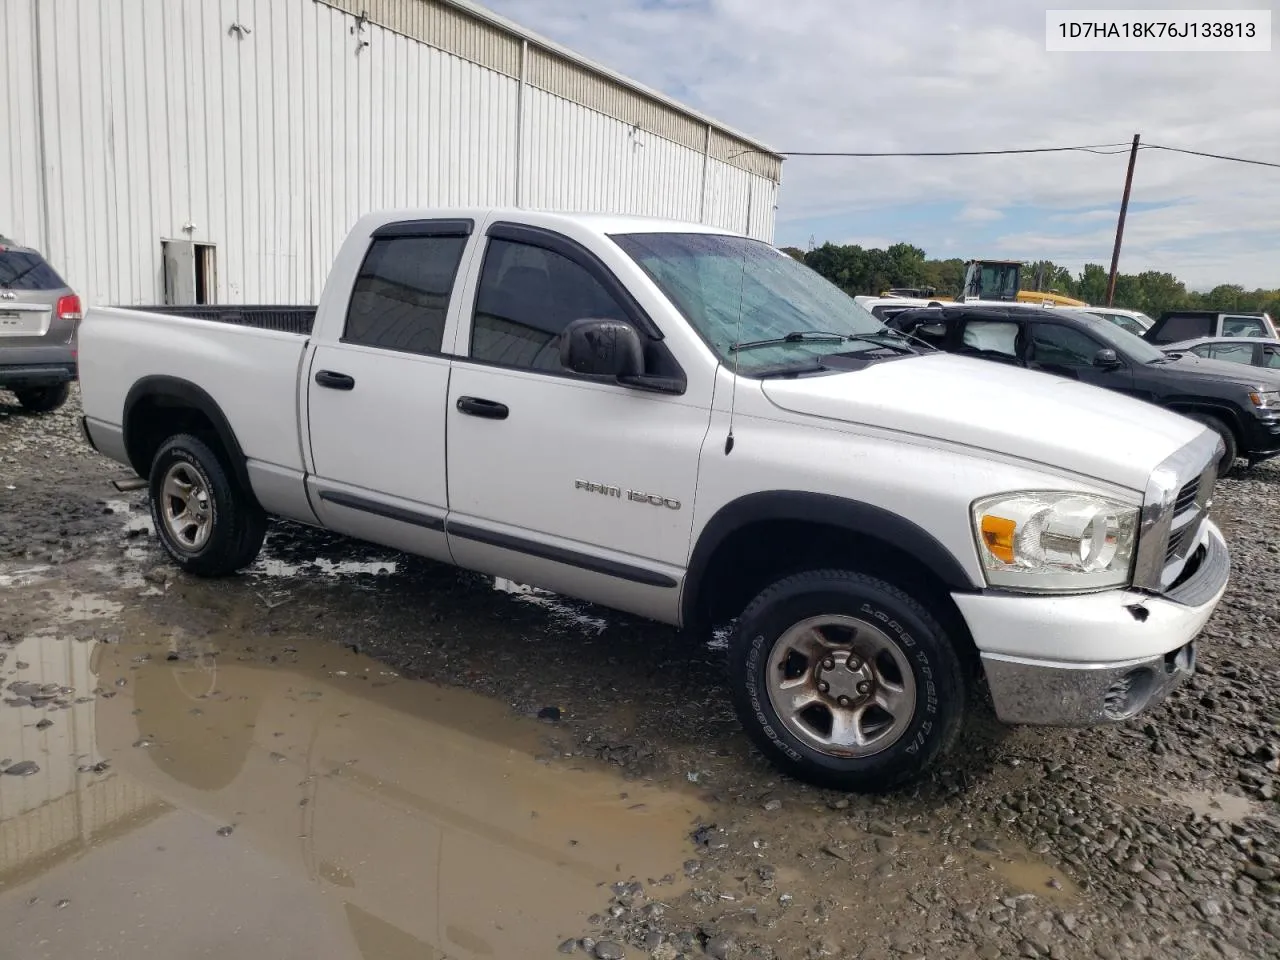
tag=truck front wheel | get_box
[148,433,267,577]
[728,570,965,791]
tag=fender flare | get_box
[680,490,980,627]
[123,375,255,494]
[1162,400,1249,447]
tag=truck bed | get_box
[119,305,316,336]
[78,304,312,478]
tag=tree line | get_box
[781,242,1280,319]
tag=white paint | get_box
[0,0,777,308]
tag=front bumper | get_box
[1242,415,1280,463]
[956,520,1228,726]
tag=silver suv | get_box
[0,238,80,413]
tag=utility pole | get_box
[1106,133,1140,306]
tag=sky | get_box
[482,0,1279,291]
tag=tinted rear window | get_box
[1152,314,1213,343]
[0,251,65,290]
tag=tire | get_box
[148,433,267,577]
[15,383,70,413]
[728,569,965,792]
[1185,413,1237,476]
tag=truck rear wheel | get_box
[728,570,965,791]
[14,383,70,413]
[148,433,267,577]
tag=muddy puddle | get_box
[0,578,708,959]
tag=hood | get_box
[760,353,1205,491]
[1159,351,1280,387]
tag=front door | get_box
[443,228,710,622]
[305,223,473,562]
[1023,322,1136,393]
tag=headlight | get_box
[1249,390,1280,411]
[972,492,1138,592]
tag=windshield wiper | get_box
[729,330,849,352]
[841,332,919,354]
[751,359,831,378]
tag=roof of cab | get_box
[360,207,747,239]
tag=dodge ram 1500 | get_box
[77,209,1230,790]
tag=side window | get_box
[344,235,468,354]
[959,320,1020,359]
[1028,324,1102,366]
[1110,315,1142,336]
[1222,316,1266,338]
[470,238,630,372]
[1207,342,1255,365]
[1190,344,1215,359]
[1154,314,1212,342]
[1263,346,1280,369]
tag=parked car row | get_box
[886,302,1280,475]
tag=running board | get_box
[112,477,148,492]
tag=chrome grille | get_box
[1133,431,1220,593]
[1173,477,1200,515]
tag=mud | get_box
[4,389,1280,960]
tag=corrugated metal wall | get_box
[0,0,45,251]
[0,0,780,307]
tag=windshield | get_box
[610,232,886,373]
[1065,310,1167,363]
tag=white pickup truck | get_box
[78,208,1230,790]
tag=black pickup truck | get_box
[887,304,1280,475]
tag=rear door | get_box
[0,249,72,346]
[305,220,475,563]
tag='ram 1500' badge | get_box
[574,479,680,510]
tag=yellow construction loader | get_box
[880,260,1088,307]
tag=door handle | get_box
[456,396,509,420]
[315,370,355,390]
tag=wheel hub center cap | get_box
[815,653,874,706]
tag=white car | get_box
[76,208,1229,791]
[1086,306,1155,337]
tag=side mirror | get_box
[1093,348,1120,368]
[560,318,644,379]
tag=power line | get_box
[735,142,1134,159]
[731,141,1280,169]
[1142,143,1280,170]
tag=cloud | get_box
[956,206,1005,223]
[483,0,1280,289]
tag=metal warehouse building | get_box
[0,0,783,308]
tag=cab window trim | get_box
[459,228,686,391]
[339,222,473,357]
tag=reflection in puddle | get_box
[977,850,1082,905]
[493,579,608,635]
[1162,788,1262,824]
[254,557,399,578]
[0,565,51,588]
[0,585,705,960]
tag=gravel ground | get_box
[2,387,1280,960]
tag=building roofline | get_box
[437,0,781,161]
